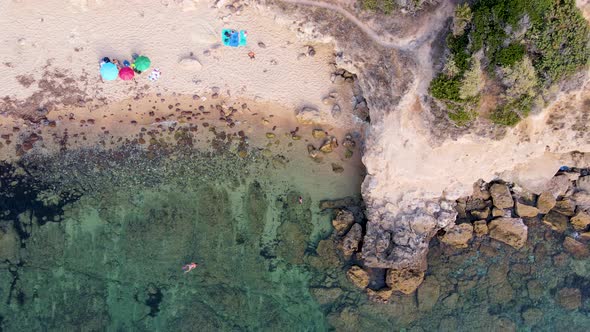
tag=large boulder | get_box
[544,174,571,197]
[340,223,362,258]
[439,223,473,248]
[490,183,514,209]
[570,211,590,231]
[332,209,355,235]
[472,179,491,200]
[346,265,369,289]
[542,211,569,233]
[386,268,425,295]
[573,191,590,210]
[537,191,556,214]
[553,199,576,216]
[515,202,538,218]
[474,220,489,237]
[488,217,528,249]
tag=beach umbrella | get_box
[134,56,151,72]
[119,66,135,80]
[100,62,119,81]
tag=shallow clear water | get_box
[1,148,590,331]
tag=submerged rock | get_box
[521,308,543,326]
[563,237,590,259]
[537,191,556,214]
[490,183,514,209]
[366,288,393,303]
[556,288,582,310]
[346,266,369,289]
[310,287,343,305]
[417,277,440,311]
[332,209,355,235]
[319,197,356,210]
[0,223,19,262]
[295,107,327,125]
[386,268,425,295]
[488,217,527,249]
[542,211,569,232]
[312,129,326,139]
[439,223,473,248]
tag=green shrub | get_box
[448,108,477,126]
[490,107,521,126]
[495,43,526,67]
[529,0,590,83]
[430,74,462,101]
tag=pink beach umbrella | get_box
[119,66,135,80]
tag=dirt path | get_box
[277,0,453,51]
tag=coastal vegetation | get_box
[428,0,590,126]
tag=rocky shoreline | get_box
[326,167,590,306]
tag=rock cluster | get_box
[452,169,590,255]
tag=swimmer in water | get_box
[182,262,198,273]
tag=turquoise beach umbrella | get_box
[134,56,151,72]
[100,62,119,81]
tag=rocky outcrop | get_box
[346,265,369,289]
[488,217,527,249]
[439,223,473,248]
[362,198,456,272]
[490,183,514,209]
[386,268,425,295]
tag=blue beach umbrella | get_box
[100,62,119,81]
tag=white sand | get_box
[0,0,339,113]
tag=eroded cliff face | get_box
[273,0,590,273]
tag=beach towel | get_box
[148,68,161,82]
[222,29,247,47]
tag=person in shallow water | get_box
[182,262,198,273]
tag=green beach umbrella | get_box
[134,56,151,72]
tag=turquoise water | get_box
[1,147,590,331]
